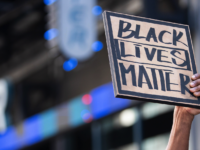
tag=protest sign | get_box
[103,11,200,108]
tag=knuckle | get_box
[194,79,200,86]
[193,85,200,92]
[197,85,200,91]
[194,92,200,97]
[196,73,200,79]
[194,92,198,97]
[191,87,197,92]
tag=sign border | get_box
[103,10,200,108]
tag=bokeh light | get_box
[63,58,78,72]
[44,28,58,40]
[81,110,93,123]
[92,41,103,52]
[82,94,92,105]
[44,0,57,5]
[92,6,102,16]
[119,109,137,127]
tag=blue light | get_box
[81,110,90,118]
[63,58,78,71]
[92,41,103,52]
[81,110,92,123]
[68,97,85,126]
[0,127,19,150]
[44,28,58,40]
[40,110,57,138]
[92,6,102,16]
[23,115,42,145]
[44,0,56,5]
[90,82,131,119]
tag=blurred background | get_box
[0,0,200,150]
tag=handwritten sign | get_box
[103,11,200,108]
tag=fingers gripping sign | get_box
[190,73,200,97]
[184,73,200,116]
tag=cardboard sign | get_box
[103,11,200,108]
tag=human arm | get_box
[166,73,200,150]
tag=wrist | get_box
[166,107,194,150]
[174,106,194,125]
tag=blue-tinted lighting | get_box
[92,41,103,52]
[90,82,131,119]
[63,58,78,71]
[92,6,102,16]
[0,127,19,150]
[44,28,58,40]
[81,110,90,118]
[68,97,85,126]
[81,110,92,123]
[40,110,57,138]
[44,0,56,5]
[23,115,42,145]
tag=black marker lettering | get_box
[165,72,180,92]
[144,47,156,61]
[120,42,135,57]
[158,69,166,91]
[180,73,192,95]
[151,68,158,90]
[138,65,153,89]
[171,50,191,70]
[158,30,172,44]
[118,20,145,39]
[135,46,140,58]
[157,50,171,63]
[173,29,188,47]
[119,63,136,86]
[146,28,158,42]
